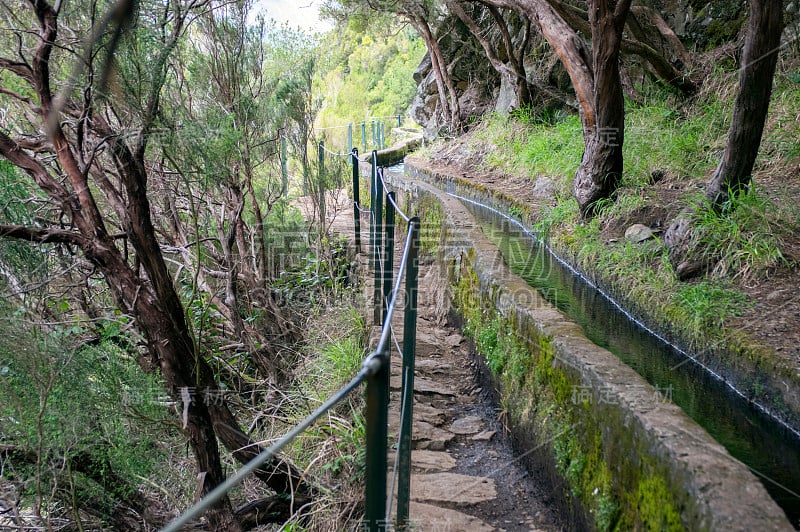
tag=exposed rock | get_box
[472,430,497,441]
[448,415,484,435]
[413,52,432,84]
[411,472,497,505]
[457,82,494,122]
[444,333,463,347]
[413,376,457,396]
[411,450,457,472]
[413,421,455,450]
[624,223,656,243]
[494,74,519,115]
[407,501,494,531]
[411,403,448,426]
[415,359,451,374]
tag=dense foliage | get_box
[0,1,413,529]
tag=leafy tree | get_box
[162,1,304,386]
[318,25,425,124]
[0,0,310,528]
[323,0,464,129]
[254,24,322,198]
[325,0,695,213]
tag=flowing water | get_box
[459,196,800,527]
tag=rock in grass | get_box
[624,223,655,243]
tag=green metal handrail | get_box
[161,145,419,532]
[161,354,381,532]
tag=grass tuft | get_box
[688,185,791,281]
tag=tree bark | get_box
[664,0,783,277]
[448,1,533,111]
[494,0,630,216]
[573,0,631,216]
[411,14,462,129]
[704,0,783,205]
[626,5,695,94]
[550,1,696,95]
[0,2,311,529]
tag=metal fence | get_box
[315,115,406,153]
[161,148,420,532]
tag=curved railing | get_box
[162,149,419,532]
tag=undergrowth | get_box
[0,308,180,528]
[278,300,369,529]
[466,72,800,355]
[687,186,790,281]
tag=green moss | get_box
[411,194,444,255]
[705,17,745,49]
[619,474,684,531]
[454,267,623,528]
[470,275,681,530]
[413,187,686,531]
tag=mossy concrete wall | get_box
[360,136,422,167]
[384,171,792,531]
[404,160,800,442]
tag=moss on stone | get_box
[619,474,684,531]
[452,258,680,530]
[414,183,687,531]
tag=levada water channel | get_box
[455,194,800,527]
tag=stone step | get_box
[410,472,497,506]
[386,450,457,472]
[448,415,484,435]
[410,421,455,451]
[390,374,458,396]
[387,402,447,430]
[405,501,494,532]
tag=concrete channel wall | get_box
[361,136,422,167]
[384,168,792,531]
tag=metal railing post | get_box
[362,121,367,154]
[371,151,383,325]
[348,123,353,154]
[397,114,402,128]
[352,148,361,253]
[371,119,376,149]
[364,349,389,531]
[397,217,420,528]
[382,186,395,323]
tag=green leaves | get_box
[317,25,424,126]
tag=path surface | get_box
[301,185,565,531]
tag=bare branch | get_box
[0,129,71,202]
[0,56,33,82]
[0,223,85,245]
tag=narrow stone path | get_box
[380,255,563,531]
[301,186,565,531]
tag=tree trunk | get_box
[704,0,783,205]
[488,5,535,108]
[0,3,310,528]
[664,0,783,277]
[574,0,630,216]
[448,1,533,112]
[525,0,596,131]
[626,5,695,93]
[507,0,630,216]
[412,14,462,129]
